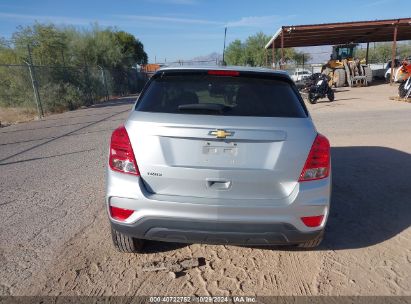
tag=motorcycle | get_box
[399,77,411,99]
[397,60,411,99]
[304,73,335,104]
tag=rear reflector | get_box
[301,215,324,227]
[299,134,330,182]
[208,70,240,76]
[109,206,134,221]
[109,125,140,175]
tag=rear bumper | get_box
[111,217,323,245]
[106,170,331,245]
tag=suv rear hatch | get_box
[127,69,316,201]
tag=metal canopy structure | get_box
[265,18,411,49]
[264,18,411,83]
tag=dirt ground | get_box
[0,83,410,296]
[0,107,38,126]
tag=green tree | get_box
[292,50,312,65]
[398,41,411,59]
[224,39,244,65]
[0,22,149,112]
[0,37,18,64]
[243,32,269,66]
[355,42,411,63]
[66,24,123,66]
[114,31,148,66]
[12,23,68,65]
[225,32,270,66]
[272,48,310,66]
[225,32,312,67]
[356,43,389,63]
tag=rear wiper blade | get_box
[178,103,231,114]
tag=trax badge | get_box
[209,129,234,139]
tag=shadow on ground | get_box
[141,146,411,253]
[142,240,188,253]
[0,107,130,164]
[322,146,411,250]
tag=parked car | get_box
[290,69,312,83]
[106,67,331,252]
[385,59,402,82]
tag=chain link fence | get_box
[0,59,225,117]
[0,64,150,116]
[1,59,389,119]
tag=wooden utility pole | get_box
[390,23,398,84]
[272,45,275,69]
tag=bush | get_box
[0,64,147,113]
[39,82,83,112]
[0,22,149,114]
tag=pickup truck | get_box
[290,69,312,83]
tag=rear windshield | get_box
[136,74,307,118]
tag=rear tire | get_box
[111,227,145,253]
[334,69,346,88]
[298,230,324,248]
[363,66,373,84]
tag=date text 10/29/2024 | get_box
[149,296,257,303]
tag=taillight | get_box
[301,215,324,227]
[299,134,330,182]
[109,206,134,221]
[109,125,139,175]
[208,70,240,76]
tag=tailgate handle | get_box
[206,179,231,190]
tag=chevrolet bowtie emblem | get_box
[209,129,234,139]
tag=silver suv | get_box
[106,67,331,252]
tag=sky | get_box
[0,0,409,62]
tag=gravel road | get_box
[1,84,410,296]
